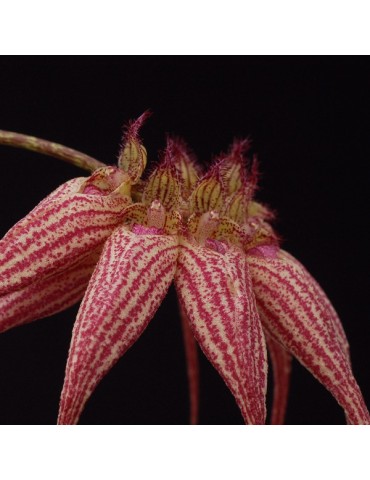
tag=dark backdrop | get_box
[0,57,368,425]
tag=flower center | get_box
[124,199,180,236]
[147,200,166,229]
[195,211,220,246]
[79,166,131,198]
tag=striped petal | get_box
[2,178,85,243]
[265,333,292,425]
[281,250,350,360]
[0,180,130,296]
[58,226,178,425]
[248,250,370,424]
[175,237,268,425]
[0,246,102,334]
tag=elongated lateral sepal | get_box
[175,238,268,424]
[0,247,102,333]
[0,172,131,296]
[280,250,350,360]
[2,177,86,243]
[249,249,370,424]
[58,226,178,424]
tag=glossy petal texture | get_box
[175,237,267,424]
[265,333,292,425]
[249,249,370,424]
[179,302,200,425]
[0,180,130,296]
[58,226,178,425]
[0,247,102,334]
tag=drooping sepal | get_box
[280,250,350,360]
[0,247,102,333]
[248,249,370,424]
[58,226,178,425]
[175,237,268,424]
[0,169,131,296]
[1,177,86,243]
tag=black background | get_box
[0,57,368,425]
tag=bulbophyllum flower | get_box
[0,115,147,329]
[0,119,368,425]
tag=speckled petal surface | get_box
[0,181,130,296]
[1,178,85,243]
[249,250,370,424]
[280,250,350,360]
[175,237,267,425]
[0,246,102,333]
[58,226,178,425]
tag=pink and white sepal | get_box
[248,248,370,425]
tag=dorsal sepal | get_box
[118,111,150,184]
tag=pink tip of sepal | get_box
[123,110,152,140]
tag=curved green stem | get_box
[0,130,106,172]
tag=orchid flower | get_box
[0,119,368,425]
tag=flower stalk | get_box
[0,130,106,172]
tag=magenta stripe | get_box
[71,244,178,392]
[249,255,369,423]
[2,179,84,243]
[176,241,267,424]
[254,280,349,385]
[177,271,260,422]
[1,205,124,263]
[58,232,178,424]
[0,223,120,295]
[280,251,349,359]
[257,299,368,423]
[64,258,177,424]
[250,260,335,345]
[72,242,177,376]
[0,251,100,332]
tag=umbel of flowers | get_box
[0,114,368,425]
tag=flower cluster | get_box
[0,115,368,425]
